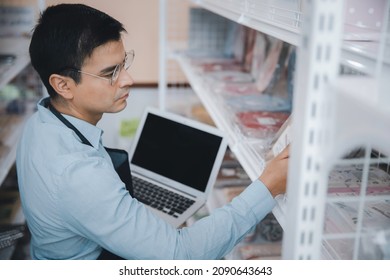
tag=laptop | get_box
[128,107,228,227]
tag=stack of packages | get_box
[187,8,295,159]
[323,163,390,259]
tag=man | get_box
[16,3,289,260]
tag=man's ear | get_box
[48,74,75,100]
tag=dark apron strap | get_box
[47,100,133,260]
[97,248,125,260]
[47,101,92,146]
[103,147,134,197]
[47,101,134,196]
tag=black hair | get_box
[29,4,127,97]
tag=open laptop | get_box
[128,107,228,227]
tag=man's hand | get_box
[259,145,290,198]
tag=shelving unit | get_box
[191,0,390,76]
[191,0,303,46]
[0,39,30,89]
[0,5,45,248]
[0,1,44,260]
[160,0,390,259]
[0,37,32,187]
[173,53,288,225]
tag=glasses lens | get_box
[111,64,120,85]
[111,50,135,84]
[125,50,135,70]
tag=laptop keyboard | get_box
[132,176,195,218]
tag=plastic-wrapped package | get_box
[235,110,290,139]
[247,138,273,162]
[205,70,254,83]
[327,165,390,196]
[190,57,244,73]
[212,82,261,96]
[242,28,257,72]
[324,199,390,235]
[224,94,292,112]
[322,228,390,259]
[250,32,267,80]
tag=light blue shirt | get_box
[16,97,276,260]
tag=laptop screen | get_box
[131,112,224,192]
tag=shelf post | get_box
[282,0,344,259]
[158,0,167,111]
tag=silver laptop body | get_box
[128,107,228,227]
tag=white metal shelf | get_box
[173,52,287,228]
[171,57,383,234]
[0,103,36,188]
[174,54,261,178]
[0,37,31,91]
[191,0,389,76]
[192,0,302,46]
[163,0,390,259]
[0,37,32,188]
[321,77,390,259]
[341,40,390,76]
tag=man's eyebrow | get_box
[98,54,126,75]
[98,65,117,75]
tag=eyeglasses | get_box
[69,50,135,85]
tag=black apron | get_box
[47,100,131,260]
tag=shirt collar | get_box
[37,97,103,149]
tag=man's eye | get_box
[102,72,113,78]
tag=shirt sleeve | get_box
[57,156,276,259]
[174,179,276,259]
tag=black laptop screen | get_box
[131,113,223,192]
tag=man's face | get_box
[71,40,133,124]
